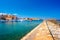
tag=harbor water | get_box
[0,20,43,40]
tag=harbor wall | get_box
[21,20,60,40]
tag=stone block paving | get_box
[21,21,60,40]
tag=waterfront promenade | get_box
[21,20,60,40]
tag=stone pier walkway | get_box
[21,20,60,40]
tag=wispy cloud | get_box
[12,13,18,15]
[0,13,7,15]
[0,13,18,15]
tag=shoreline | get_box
[21,21,43,40]
[21,20,60,40]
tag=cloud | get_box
[0,13,18,15]
[12,13,18,15]
[0,13,7,15]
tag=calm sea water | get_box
[0,20,43,40]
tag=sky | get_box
[0,0,60,19]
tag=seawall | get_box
[21,20,60,40]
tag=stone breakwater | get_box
[21,20,60,40]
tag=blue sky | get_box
[0,0,60,19]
